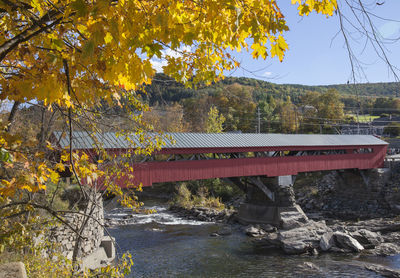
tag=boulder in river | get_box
[351,229,382,248]
[282,241,311,255]
[245,225,266,237]
[259,223,276,233]
[279,205,309,230]
[372,243,400,256]
[334,232,364,252]
[253,232,281,248]
[278,220,331,254]
[216,226,232,236]
[319,232,335,251]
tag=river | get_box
[106,199,400,278]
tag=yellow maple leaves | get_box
[0,0,338,199]
[270,35,289,62]
[0,0,338,108]
[291,0,338,17]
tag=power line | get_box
[149,107,400,125]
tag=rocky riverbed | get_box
[163,204,400,257]
[168,205,235,223]
[163,204,400,276]
[103,197,400,277]
[249,214,400,256]
[140,184,400,258]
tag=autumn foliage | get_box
[0,0,338,275]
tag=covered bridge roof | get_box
[52,131,387,150]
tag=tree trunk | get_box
[5,101,20,132]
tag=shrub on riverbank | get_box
[203,178,243,202]
[172,183,225,211]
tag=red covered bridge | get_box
[53,132,388,188]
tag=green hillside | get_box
[144,74,400,105]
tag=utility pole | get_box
[257,107,261,133]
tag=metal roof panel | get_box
[52,131,388,150]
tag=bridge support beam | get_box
[234,175,304,226]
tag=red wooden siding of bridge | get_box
[116,144,387,187]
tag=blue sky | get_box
[227,0,400,85]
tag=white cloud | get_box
[150,59,168,73]
[262,71,273,77]
[379,22,400,38]
[164,46,191,59]
[0,99,13,112]
[150,46,192,73]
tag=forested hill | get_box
[225,77,400,97]
[144,73,399,105]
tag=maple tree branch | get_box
[0,0,32,10]
[2,210,29,219]
[63,59,87,201]
[0,9,62,62]
[0,201,87,241]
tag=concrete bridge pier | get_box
[233,175,305,226]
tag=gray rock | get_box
[66,251,73,260]
[282,241,310,255]
[365,264,400,278]
[259,224,276,233]
[245,225,266,237]
[279,221,331,255]
[320,232,335,251]
[330,246,352,253]
[311,248,319,256]
[296,262,321,273]
[352,229,382,247]
[373,243,400,256]
[217,226,232,236]
[83,244,92,253]
[254,232,281,248]
[280,207,309,230]
[0,262,27,278]
[280,212,306,230]
[334,232,364,252]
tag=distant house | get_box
[298,105,317,115]
[341,122,381,135]
[372,116,400,127]
[341,116,400,136]
[385,138,400,153]
[372,116,400,137]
